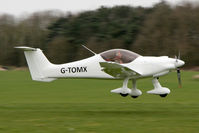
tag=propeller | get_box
[176,67,182,88]
[175,51,182,88]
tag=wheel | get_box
[159,94,168,97]
[120,93,128,97]
[131,96,138,98]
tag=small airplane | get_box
[15,46,185,98]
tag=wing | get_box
[99,62,140,78]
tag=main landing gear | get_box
[130,79,142,98]
[120,93,128,97]
[111,78,142,98]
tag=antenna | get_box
[82,45,97,55]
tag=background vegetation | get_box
[0,1,199,66]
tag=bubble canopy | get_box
[100,49,141,64]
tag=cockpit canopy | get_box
[100,49,140,64]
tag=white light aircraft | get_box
[15,46,185,98]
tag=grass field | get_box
[0,70,199,133]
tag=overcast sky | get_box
[0,0,197,16]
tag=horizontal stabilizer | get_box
[14,46,37,51]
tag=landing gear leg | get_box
[152,78,162,89]
[130,79,142,98]
[111,78,133,97]
[119,77,130,97]
[152,78,168,97]
[147,78,170,97]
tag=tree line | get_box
[0,1,199,67]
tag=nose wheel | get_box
[147,78,170,97]
[159,94,168,97]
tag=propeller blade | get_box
[175,51,181,63]
[177,68,182,88]
[178,51,181,60]
[175,55,178,63]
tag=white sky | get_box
[0,0,198,16]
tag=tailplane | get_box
[15,46,56,82]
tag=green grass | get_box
[0,70,199,133]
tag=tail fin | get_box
[15,46,56,82]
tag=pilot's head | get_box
[116,51,122,58]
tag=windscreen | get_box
[100,49,140,64]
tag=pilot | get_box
[114,51,123,64]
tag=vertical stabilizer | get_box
[15,46,56,82]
